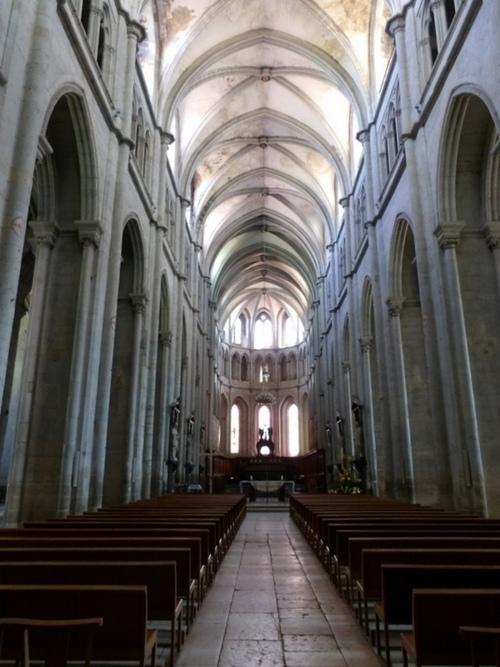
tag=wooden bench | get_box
[16,527,210,602]
[355,548,500,640]
[0,561,183,667]
[0,546,194,637]
[460,625,500,667]
[346,536,500,604]
[317,511,474,562]
[0,617,103,667]
[329,520,500,583]
[401,589,500,667]
[0,535,201,622]
[374,564,500,666]
[28,519,219,584]
[75,512,227,564]
[0,585,157,667]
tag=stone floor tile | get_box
[280,615,333,635]
[230,589,278,613]
[176,511,380,667]
[284,651,347,667]
[225,612,280,640]
[283,634,340,652]
[219,640,284,667]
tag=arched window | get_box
[241,355,248,381]
[280,355,287,381]
[258,405,272,455]
[138,2,157,99]
[282,313,297,347]
[445,0,456,28]
[428,6,438,64]
[231,353,240,381]
[254,312,273,348]
[80,0,92,33]
[233,316,242,344]
[287,404,299,456]
[230,404,240,454]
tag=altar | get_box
[239,479,295,502]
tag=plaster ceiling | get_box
[145,0,394,333]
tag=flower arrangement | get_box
[334,455,362,494]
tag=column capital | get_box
[482,221,500,250]
[387,13,406,40]
[30,220,58,248]
[159,330,173,348]
[356,128,371,144]
[127,21,146,44]
[342,360,351,374]
[386,296,406,317]
[339,196,351,209]
[434,221,464,250]
[130,292,148,315]
[161,131,175,147]
[359,335,373,353]
[75,220,103,247]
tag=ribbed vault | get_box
[135,0,393,333]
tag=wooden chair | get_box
[460,626,500,667]
[0,617,103,667]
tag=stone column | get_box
[4,222,57,527]
[359,336,379,495]
[90,20,143,509]
[58,221,102,517]
[154,330,172,495]
[123,292,148,503]
[0,2,53,408]
[142,221,165,499]
[434,222,488,515]
[484,223,500,299]
[341,361,355,457]
[86,3,103,56]
[142,131,171,498]
[386,297,416,503]
[431,0,449,52]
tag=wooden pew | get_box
[459,626,500,667]
[0,546,194,636]
[346,536,500,603]
[374,564,500,666]
[356,548,500,641]
[0,535,201,620]
[84,510,229,561]
[316,510,472,561]
[0,585,158,667]
[26,520,218,585]
[16,526,210,601]
[401,589,500,667]
[0,617,103,667]
[0,561,182,667]
[333,524,500,591]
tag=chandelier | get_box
[255,390,276,406]
[255,225,276,406]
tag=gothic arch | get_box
[229,396,249,456]
[3,91,101,523]
[280,396,299,456]
[389,217,438,503]
[437,91,500,512]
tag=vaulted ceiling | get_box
[143,0,393,333]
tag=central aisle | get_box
[177,510,381,667]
